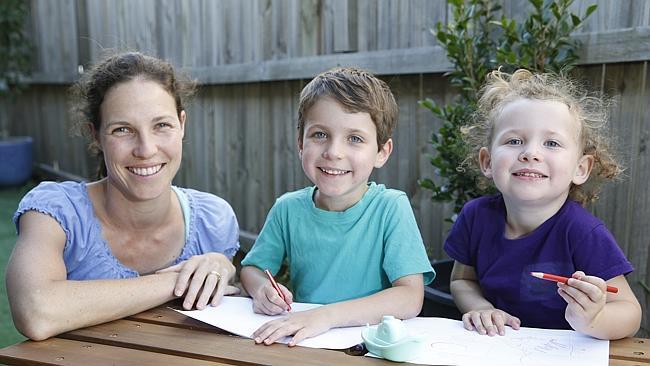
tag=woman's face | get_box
[98,77,185,201]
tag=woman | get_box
[6,52,240,341]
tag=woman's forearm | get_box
[8,272,179,341]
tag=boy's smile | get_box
[299,97,392,211]
[479,98,593,211]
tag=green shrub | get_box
[0,0,32,97]
[419,0,596,220]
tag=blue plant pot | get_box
[0,136,33,187]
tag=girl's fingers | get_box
[492,312,506,336]
[559,282,593,311]
[470,312,486,335]
[461,313,475,331]
[505,315,521,330]
[479,312,496,336]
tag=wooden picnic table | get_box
[0,301,648,365]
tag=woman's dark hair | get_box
[70,51,196,178]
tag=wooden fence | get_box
[5,0,650,335]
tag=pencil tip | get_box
[530,272,543,278]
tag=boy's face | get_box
[299,97,392,211]
[478,98,593,208]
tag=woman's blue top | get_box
[13,181,239,279]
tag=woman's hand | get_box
[558,271,607,333]
[253,307,330,347]
[461,308,521,336]
[157,253,239,310]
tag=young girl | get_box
[445,69,641,340]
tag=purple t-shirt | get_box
[444,194,633,329]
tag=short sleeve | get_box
[571,224,633,280]
[13,181,85,253]
[382,193,435,285]
[443,199,475,266]
[183,189,240,260]
[240,201,286,275]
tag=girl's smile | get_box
[479,98,593,211]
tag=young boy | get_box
[240,67,435,346]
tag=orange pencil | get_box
[264,269,291,311]
[530,272,618,293]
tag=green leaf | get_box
[586,4,598,17]
[571,14,581,27]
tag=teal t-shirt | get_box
[241,182,435,304]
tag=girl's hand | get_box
[157,253,239,310]
[462,309,521,336]
[251,282,293,315]
[558,271,607,332]
[252,307,330,347]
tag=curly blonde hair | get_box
[463,69,622,205]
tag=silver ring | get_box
[208,270,221,281]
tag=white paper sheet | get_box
[176,296,609,365]
[175,296,363,349]
[395,317,609,366]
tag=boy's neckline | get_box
[309,182,379,215]
[312,182,374,212]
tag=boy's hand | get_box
[462,309,520,336]
[557,271,607,332]
[251,282,293,315]
[252,307,331,346]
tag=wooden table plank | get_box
[609,337,650,364]
[126,305,222,333]
[60,319,395,366]
[0,338,227,366]
[610,359,650,366]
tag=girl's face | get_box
[479,98,593,208]
[299,97,392,211]
[98,78,185,201]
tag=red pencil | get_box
[530,272,618,293]
[264,269,291,311]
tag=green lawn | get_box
[0,182,34,348]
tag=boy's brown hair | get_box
[297,67,398,150]
[464,68,622,205]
